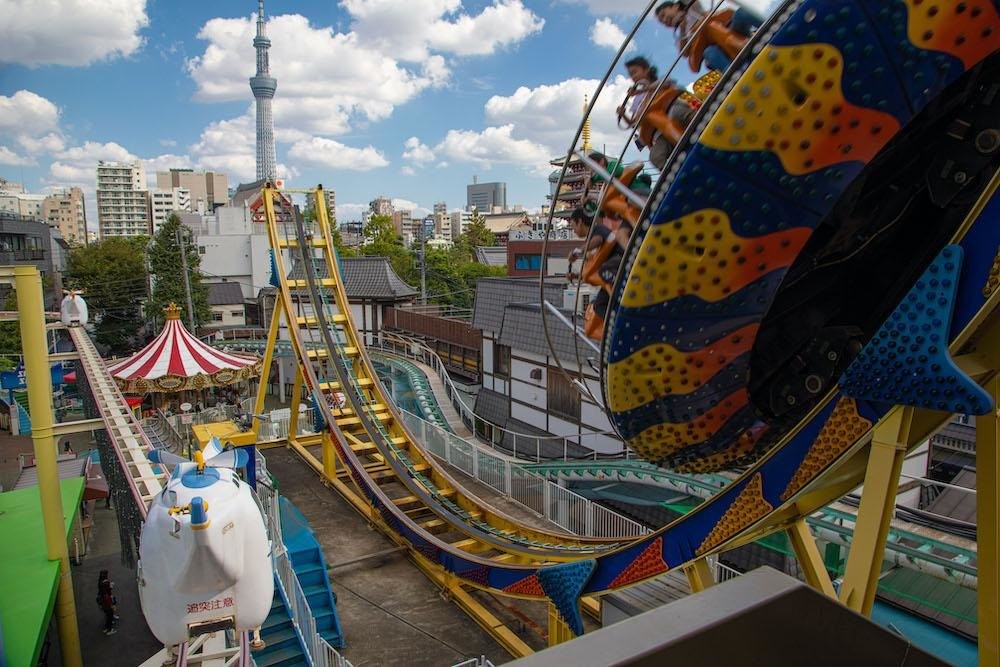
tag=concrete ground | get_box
[266,448,510,666]
[43,443,162,666]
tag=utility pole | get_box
[420,224,427,306]
[176,228,196,331]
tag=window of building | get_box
[514,254,543,270]
[199,246,206,254]
[494,344,510,378]
[212,312,223,322]
[230,310,244,318]
[548,370,580,422]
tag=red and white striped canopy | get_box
[106,303,261,393]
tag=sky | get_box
[0,0,774,227]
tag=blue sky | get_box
[0,0,771,226]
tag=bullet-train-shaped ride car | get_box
[138,447,273,646]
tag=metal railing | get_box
[258,461,351,667]
[400,409,648,538]
[273,548,351,667]
[374,332,631,462]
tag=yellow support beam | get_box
[12,266,83,667]
[786,518,836,598]
[979,375,1000,666]
[839,407,915,615]
[321,430,338,480]
[252,302,282,440]
[547,603,574,647]
[289,367,304,438]
[683,557,715,593]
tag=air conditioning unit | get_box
[530,368,543,380]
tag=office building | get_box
[155,169,227,214]
[369,195,393,218]
[467,177,506,213]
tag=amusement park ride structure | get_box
[4,0,999,664]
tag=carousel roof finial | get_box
[164,302,183,321]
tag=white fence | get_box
[401,409,648,539]
[258,464,352,667]
[374,332,631,462]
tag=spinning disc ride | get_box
[249,0,999,660]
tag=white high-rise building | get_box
[450,209,473,240]
[97,161,150,238]
[150,187,192,233]
[250,0,277,182]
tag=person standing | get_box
[97,572,119,635]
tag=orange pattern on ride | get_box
[620,209,811,308]
[696,473,772,556]
[699,44,901,174]
[676,422,769,474]
[608,537,669,589]
[607,323,759,413]
[904,0,999,69]
[626,387,749,461]
[780,397,872,501]
[503,574,545,597]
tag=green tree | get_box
[361,214,412,279]
[64,237,149,354]
[462,211,496,248]
[146,215,210,329]
[0,290,19,370]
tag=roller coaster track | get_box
[257,0,999,656]
[69,326,167,516]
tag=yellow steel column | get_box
[252,302,283,440]
[321,430,338,479]
[288,367,304,441]
[786,518,836,597]
[547,603,573,646]
[14,266,83,667]
[979,375,999,666]
[683,557,715,593]
[839,407,913,615]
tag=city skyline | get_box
[0,0,774,227]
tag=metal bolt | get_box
[953,171,968,184]
[974,128,999,155]
[827,350,838,361]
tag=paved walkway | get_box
[405,358,474,438]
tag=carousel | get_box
[106,303,262,411]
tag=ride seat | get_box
[685,9,748,72]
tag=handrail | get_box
[399,409,648,539]
[374,332,631,462]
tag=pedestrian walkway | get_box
[405,357,473,438]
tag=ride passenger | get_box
[618,57,696,169]
[568,207,622,327]
[656,0,762,72]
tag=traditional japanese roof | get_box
[106,303,261,393]
[207,281,245,306]
[287,256,417,300]
[498,302,588,364]
[472,276,566,334]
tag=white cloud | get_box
[402,137,435,165]
[483,76,634,156]
[49,141,136,185]
[336,203,369,222]
[287,137,389,171]
[391,198,430,217]
[400,166,416,176]
[434,125,551,174]
[590,18,632,51]
[160,139,178,148]
[0,90,66,155]
[0,146,32,166]
[188,115,255,181]
[343,0,543,61]
[188,13,445,137]
[0,0,148,67]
